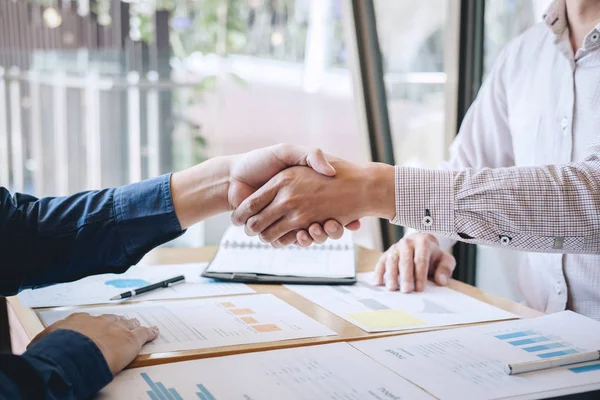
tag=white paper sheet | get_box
[352,311,600,400]
[285,272,516,332]
[98,342,434,400]
[205,225,355,278]
[39,294,335,354]
[18,263,255,307]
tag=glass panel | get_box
[373,0,450,169]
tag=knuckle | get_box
[247,217,261,233]
[414,256,428,266]
[248,196,262,212]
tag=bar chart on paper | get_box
[351,311,600,400]
[286,273,516,332]
[491,329,583,359]
[99,343,434,400]
[39,294,335,354]
[18,263,255,307]
[140,372,217,400]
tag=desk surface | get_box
[8,246,542,368]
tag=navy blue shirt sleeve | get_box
[0,174,184,399]
[0,174,184,295]
[0,329,113,400]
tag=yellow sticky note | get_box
[347,309,425,329]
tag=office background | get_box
[0,0,550,301]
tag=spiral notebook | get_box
[202,226,356,284]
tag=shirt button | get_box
[561,117,569,129]
[555,283,562,294]
[422,216,433,227]
[500,236,511,246]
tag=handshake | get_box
[171,143,397,247]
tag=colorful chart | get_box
[494,330,582,359]
[105,278,150,288]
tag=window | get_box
[373,0,457,169]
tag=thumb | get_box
[272,144,336,176]
[433,253,456,286]
[306,148,336,177]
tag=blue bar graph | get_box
[141,372,184,400]
[570,363,600,374]
[509,337,550,346]
[523,343,564,352]
[196,384,217,400]
[169,389,184,400]
[147,391,160,400]
[537,349,578,358]
[495,330,536,340]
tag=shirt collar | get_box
[543,0,569,35]
[543,0,600,55]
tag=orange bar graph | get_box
[220,302,236,308]
[230,308,255,315]
[240,316,259,324]
[252,324,282,333]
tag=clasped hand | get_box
[230,153,393,247]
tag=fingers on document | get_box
[384,251,400,291]
[413,237,431,292]
[398,242,415,293]
[433,253,456,287]
[132,326,160,346]
[373,253,387,286]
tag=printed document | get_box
[39,294,335,354]
[286,272,516,332]
[18,263,255,307]
[98,342,434,400]
[352,311,600,399]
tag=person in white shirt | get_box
[369,0,600,319]
[230,0,600,321]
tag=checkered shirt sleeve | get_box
[390,141,600,254]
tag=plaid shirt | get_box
[392,0,600,319]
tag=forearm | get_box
[171,156,232,229]
[390,155,600,254]
[0,175,183,295]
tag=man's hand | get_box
[231,159,395,243]
[228,144,360,246]
[29,313,159,376]
[171,143,358,244]
[373,233,456,292]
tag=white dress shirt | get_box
[392,0,600,319]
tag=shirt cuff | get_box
[114,174,184,264]
[22,329,112,399]
[390,166,455,235]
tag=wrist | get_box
[362,163,396,220]
[170,156,232,229]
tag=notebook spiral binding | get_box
[222,240,352,251]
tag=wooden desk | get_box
[8,246,542,368]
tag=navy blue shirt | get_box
[0,174,183,399]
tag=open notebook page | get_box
[205,226,355,278]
